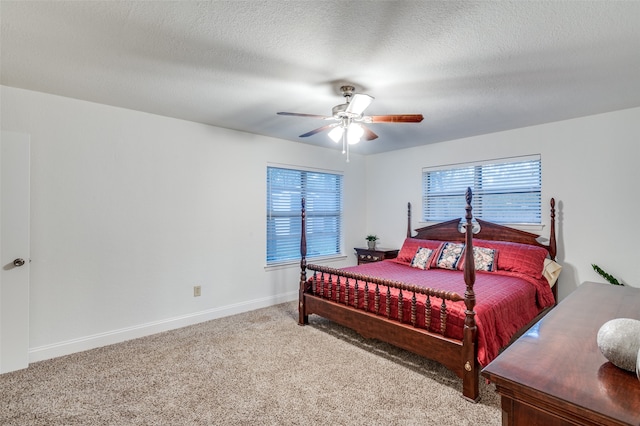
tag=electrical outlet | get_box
[193,285,201,297]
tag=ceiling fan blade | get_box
[345,94,374,115]
[366,114,424,123]
[362,125,378,141]
[277,112,330,119]
[299,123,338,138]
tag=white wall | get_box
[1,86,366,362]
[3,84,638,363]
[366,107,640,299]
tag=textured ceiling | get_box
[2,1,640,155]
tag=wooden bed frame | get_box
[298,188,557,402]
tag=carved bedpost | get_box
[548,198,559,303]
[299,198,309,325]
[463,189,476,291]
[549,198,557,260]
[407,202,412,238]
[462,187,479,401]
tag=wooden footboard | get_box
[305,265,465,336]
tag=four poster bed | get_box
[297,188,559,402]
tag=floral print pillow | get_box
[435,242,465,270]
[473,247,498,272]
[410,247,434,270]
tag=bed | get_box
[297,188,559,402]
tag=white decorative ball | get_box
[596,318,640,372]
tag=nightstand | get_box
[354,247,399,265]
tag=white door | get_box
[0,131,30,373]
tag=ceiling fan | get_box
[277,85,423,161]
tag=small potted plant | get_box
[366,235,379,250]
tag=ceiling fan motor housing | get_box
[332,85,365,119]
[339,85,355,98]
[332,103,359,119]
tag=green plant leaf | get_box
[591,264,623,285]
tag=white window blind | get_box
[267,166,343,264]
[422,155,542,224]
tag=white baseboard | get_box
[29,291,298,364]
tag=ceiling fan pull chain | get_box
[344,130,350,163]
[342,130,346,155]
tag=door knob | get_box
[13,258,25,267]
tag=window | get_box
[267,166,343,264]
[422,155,541,224]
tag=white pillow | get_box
[542,258,562,287]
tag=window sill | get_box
[264,254,348,272]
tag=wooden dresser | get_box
[482,282,640,426]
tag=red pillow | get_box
[395,238,444,266]
[472,239,548,279]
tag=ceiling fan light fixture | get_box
[347,123,364,144]
[328,126,344,143]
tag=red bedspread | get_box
[310,260,555,366]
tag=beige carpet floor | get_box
[0,302,500,425]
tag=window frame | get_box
[422,155,542,226]
[266,165,344,266]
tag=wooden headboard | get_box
[408,198,557,260]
